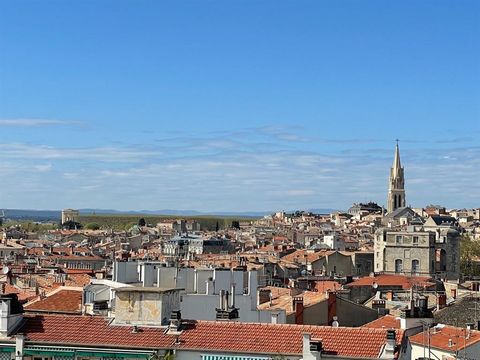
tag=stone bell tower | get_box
[387,141,406,213]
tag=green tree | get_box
[124,221,137,232]
[460,235,480,277]
[61,220,83,230]
[85,222,101,230]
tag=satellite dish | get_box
[2,266,10,274]
[372,282,378,289]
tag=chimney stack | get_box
[218,290,225,310]
[327,292,337,325]
[224,291,230,311]
[230,283,236,308]
[257,289,272,306]
[293,296,304,325]
[302,333,322,360]
[383,329,396,357]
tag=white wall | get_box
[180,270,286,324]
[113,261,140,283]
[410,341,480,360]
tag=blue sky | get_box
[0,0,479,212]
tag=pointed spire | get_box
[392,139,402,178]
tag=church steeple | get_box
[392,140,401,178]
[387,141,406,213]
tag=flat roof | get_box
[115,286,184,293]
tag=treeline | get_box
[78,214,257,231]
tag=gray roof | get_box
[429,215,458,226]
[386,207,423,222]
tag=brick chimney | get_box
[257,289,272,305]
[293,296,304,324]
[327,292,337,325]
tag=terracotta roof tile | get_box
[20,314,404,358]
[409,324,480,352]
[281,249,335,264]
[2,283,37,302]
[362,314,401,329]
[257,289,327,314]
[24,288,82,314]
[345,274,436,290]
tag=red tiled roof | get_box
[20,314,404,358]
[345,274,436,290]
[313,280,342,293]
[64,268,95,275]
[24,289,82,314]
[257,289,327,314]
[409,325,480,351]
[2,283,37,302]
[362,314,401,329]
[281,249,336,264]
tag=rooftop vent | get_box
[386,329,396,341]
[309,340,323,352]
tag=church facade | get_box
[375,143,460,280]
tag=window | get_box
[412,236,419,245]
[356,263,362,275]
[395,259,403,273]
[395,235,403,244]
[412,260,420,274]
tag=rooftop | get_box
[345,274,436,290]
[116,286,182,293]
[24,287,83,314]
[409,324,480,352]
[362,314,401,329]
[19,314,404,358]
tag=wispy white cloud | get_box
[34,164,52,172]
[0,127,479,211]
[0,144,159,163]
[0,119,84,127]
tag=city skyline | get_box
[1,1,479,211]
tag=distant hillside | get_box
[78,208,270,217]
[3,209,61,222]
[78,214,258,231]
[2,207,338,223]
